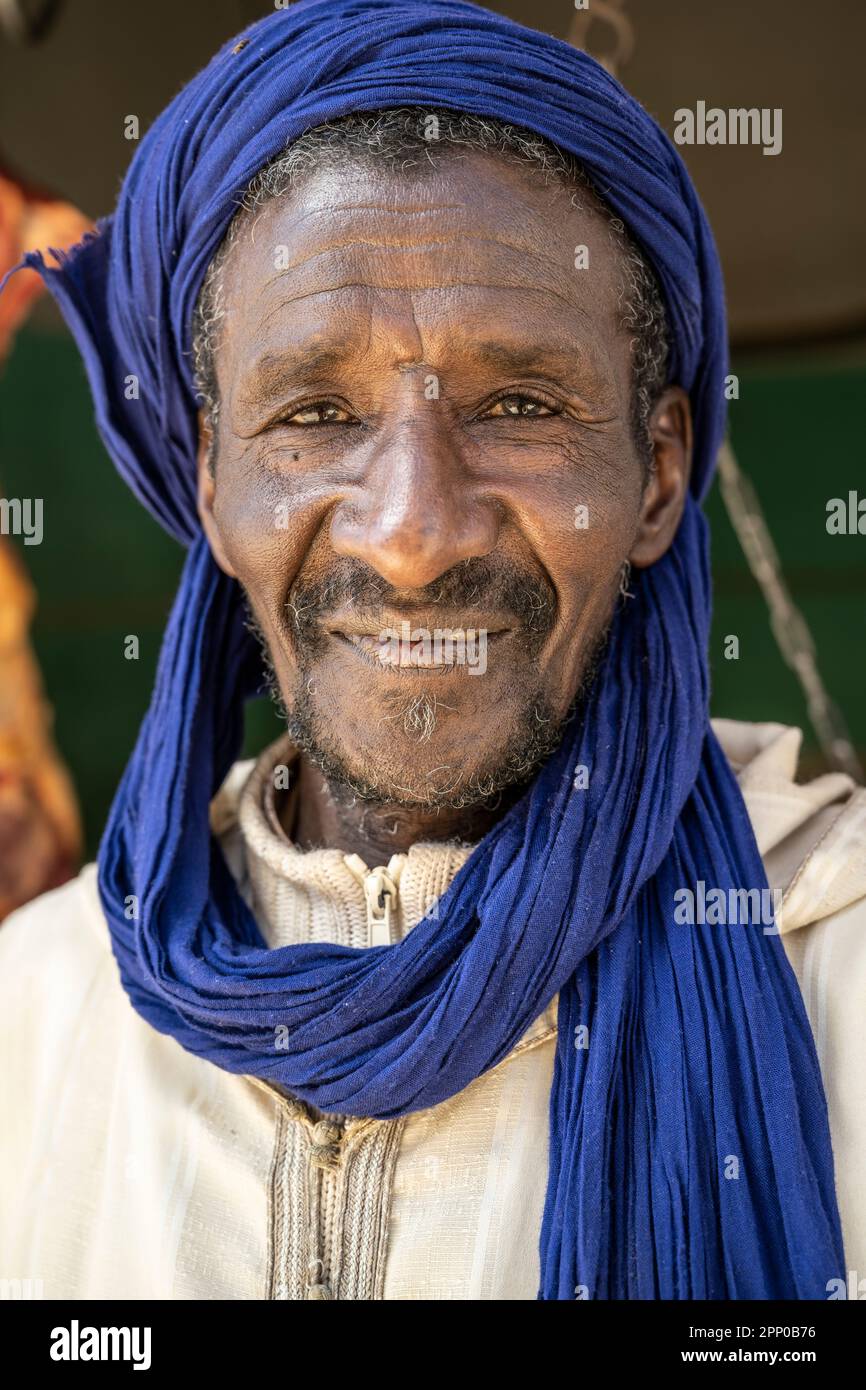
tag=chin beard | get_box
[284,681,569,811]
[241,595,614,812]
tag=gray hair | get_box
[191,107,670,471]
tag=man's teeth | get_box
[346,631,474,667]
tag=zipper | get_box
[250,851,409,1298]
[343,853,404,947]
[247,845,404,1298]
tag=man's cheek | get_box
[212,475,304,599]
[553,509,635,617]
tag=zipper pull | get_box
[344,853,404,947]
[362,865,398,946]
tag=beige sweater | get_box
[1,718,864,1300]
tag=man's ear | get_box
[196,409,238,578]
[628,386,693,568]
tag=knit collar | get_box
[232,732,478,952]
[208,734,557,1056]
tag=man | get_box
[1,0,864,1301]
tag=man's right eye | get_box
[280,402,352,426]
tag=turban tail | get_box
[10,0,844,1298]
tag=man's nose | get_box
[329,419,500,589]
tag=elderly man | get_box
[1,0,864,1302]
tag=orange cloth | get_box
[0,172,91,361]
[0,170,90,917]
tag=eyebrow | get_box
[470,341,581,376]
[238,337,585,409]
[240,347,353,402]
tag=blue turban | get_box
[12,0,844,1298]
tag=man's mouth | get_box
[327,617,509,674]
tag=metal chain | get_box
[717,439,863,780]
[567,0,635,76]
[565,6,862,781]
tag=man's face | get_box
[198,150,688,808]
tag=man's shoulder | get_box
[0,862,112,999]
[712,716,866,930]
[0,865,140,1137]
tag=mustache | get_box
[284,555,558,651]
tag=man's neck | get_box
[284,754,515,863]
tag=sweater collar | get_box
[211,734,558,1057]
[232,732,477,951]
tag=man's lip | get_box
[324,612,513,639]
[329,626,509,672]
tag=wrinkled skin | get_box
[197,151,692,862]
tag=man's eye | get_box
[484,395,558,419]
[283,402,352,426]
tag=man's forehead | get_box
[219,154,623,379]
[223,153,617,291]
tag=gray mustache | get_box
[286,556,557,649]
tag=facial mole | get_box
[293,452,300,461]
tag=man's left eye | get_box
[484,395,558,418]
[285,403,351,425]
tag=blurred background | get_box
[0,0,864,886]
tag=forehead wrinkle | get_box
[305,201,469,216]
[249,280,596,342]
[237,195,545,253]
[239,237,579,314]
[243,334,592,382]
[244,199,468,241]
[232,200,502,277]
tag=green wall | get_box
[1,326,863,858]
[705,361,866,764]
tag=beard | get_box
[241,555,617,812]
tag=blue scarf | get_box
[16,0,844,1299]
